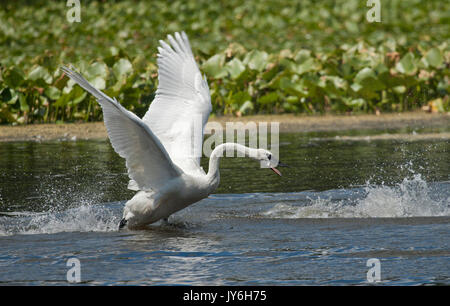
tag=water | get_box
[0,131,449,285]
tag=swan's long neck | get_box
[206,143,255,191]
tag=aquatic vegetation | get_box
[0,0,448,124]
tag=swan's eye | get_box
[268,154,272,160]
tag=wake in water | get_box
[262,174,450,219]
[1,172,449,236]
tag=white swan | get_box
[61,32,285,229]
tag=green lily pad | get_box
[231,91,251,105]
[344,98,365,108]
[28,66,53,84]
[396,53,417,75]
[44,86,61,100]
[292,57,319,75]
[243,50,268,72]
[85,62,108,80]
[18,94,29,112]
[113,58,133,80]
[1,88,18,104]
[259,91,279,104]
[354,67,376,83]
[202,53,227,79]
[3,67,25,88]
[353,67,385,92]
[226,58,246,80]
[425,48,443,68]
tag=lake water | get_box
[0,130,449,285]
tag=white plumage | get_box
[142,32,211,179]
[61,32,282,229]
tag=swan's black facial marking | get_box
[268,154,272,161]
[119,218,128,230]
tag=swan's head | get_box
[255,149,288,176]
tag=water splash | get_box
[1,173,448,236]
[262,175,449,219]
[0,203,121,236]
[0,170,125,236]
[354,174,449,217]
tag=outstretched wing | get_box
[61,66,180,192]
[142,32,212,176]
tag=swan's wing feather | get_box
[142,32,211,175]
[60,66,180,191]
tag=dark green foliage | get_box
[0,0,448,124]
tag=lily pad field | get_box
[0,0,449,124]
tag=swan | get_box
[60,32,285,229]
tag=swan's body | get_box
[61,32,283,229]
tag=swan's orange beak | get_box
[270,161,288,176]
[270,167,282,176]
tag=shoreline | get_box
[0,112,448,142]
